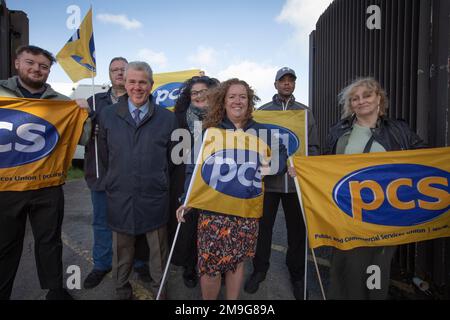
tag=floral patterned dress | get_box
[197,213,259,277]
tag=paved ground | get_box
[11,178,332,300]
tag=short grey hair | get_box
[125,61,154,83]
[109,57,128,68]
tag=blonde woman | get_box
[326,78,426,299]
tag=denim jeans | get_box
[91,191,112,271]
[91,191,147,271]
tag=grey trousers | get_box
[113,226,168,298]
[328,245,397,300]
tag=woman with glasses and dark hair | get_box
[169,75,220,289]
[173,76,220,133]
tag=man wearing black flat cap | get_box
[244,67,320,300]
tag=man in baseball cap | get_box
[275,67,297,81]
[244,66,320,300]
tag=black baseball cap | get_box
[275,67,297,81]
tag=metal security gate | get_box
[309,0,449,298]
[0,0,11,79]
[0,0,29,79]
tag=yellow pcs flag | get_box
[0,97,88,191]
[253,110,307,156]
[186,128,271,219]
[56,8,96,82]
[151,69,201,110]
[293,147,450,250]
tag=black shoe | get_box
[46,288,74,300]
[244,272,266,294]
[83,268,111,289]
[134,265,152,283]
[182,270,197,288]
[292,280,308,300]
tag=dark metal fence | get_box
[0,0,11,79]
[309,0,449,298]
[0,0,29,79]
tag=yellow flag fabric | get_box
[293,147,450,250]
[253,110,307,156]
[186,128,271,218]
[0,97,88,191]
[56,8,96,82]
[152,69,202,110]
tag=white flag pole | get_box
[289,110,326,300]
[91,70,99,179]
[289,156,327,300]
[156,129,209,300]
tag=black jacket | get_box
[84,88,120,190]
[98,97,179,235]
[171,109,191,203]
[169,109,198,266]
[326,115,427,155]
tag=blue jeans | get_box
[91,191,147,271]
[91,191,112,271]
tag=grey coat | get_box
[258,94,320,193]
[0,76,69,100]
[98,97,179,235]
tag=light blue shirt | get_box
[128,99,149,122]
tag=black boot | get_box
[46,288,74,300]
[292,280,309,300]
[244,272,266,294]
[83,268,112,289]
[182,267,197,288]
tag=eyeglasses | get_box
[191,89,208,97]
[110,68,125,73]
